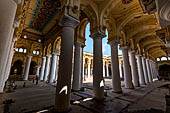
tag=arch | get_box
[10,60,23,75]
[47,43,52,55]
[53,37,61,54]
[133,32,156,43]
[128,25,158,39]
[145,44,165,51]
[140,38,161,47]
[117,12,144,36]
[75,18,89,42]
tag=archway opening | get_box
[10,60,23,75]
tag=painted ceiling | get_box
[24,0,61,36]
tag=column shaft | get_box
[49,53,57,83]
[55,14,79,112]
[39,57,46,81]
[121,47,133,89]
[80,47,84,87]
[87,63,91,78]
[146,59,152,83]
[44,56,51,81]
[106,64,109,77]
[110,41,122,92]
[54,55,59,81]
[72,42,83,91]
[0,0,18,92]
[129,51,139,87]
[23,55,32,80]
[91,32,105,100]
[136,55,145,85]
[103,64,105,77]
[35,66,41,76]
[142,57,149,84]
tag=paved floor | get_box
[0,78,169,113]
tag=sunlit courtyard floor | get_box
[0,77,169,113]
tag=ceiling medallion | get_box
[122,0,133,4]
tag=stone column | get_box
[49,53,57,83]
[149,60,154,81]
[0,0,19,93]
[109,40,122,93]
[136,55,145,85]
[35,66,41,76]
[4,37,17,81]
[39,57,46,81]
[146,59,152,83]
[72,42,83,91]
[119,64,123,79]
[103,64,105,77]
[106,63,109,77]
[142,57,149,84]
[87,62,91,78]
[91,32,105,100]
[54,55,59,81]
[80,46,85,87]
[23,55,32,80]
[44,55,51,81]
[55,14,79,112]
[121,46,133,89]
[129,51,139,87]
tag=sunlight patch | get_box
[100,80,104,87]
[59,85,68,95]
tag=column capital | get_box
[108,40,119,46]
[13,0,23,5]
[74,41,84,47]
[59,14,80,28]
[27,55,32,58]
[52,52,58,55]
[129,50,136,54]
[136,54,142,57]
[90,32,106,39]
[120,46,129,50]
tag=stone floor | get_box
[0,78,169,113]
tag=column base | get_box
[112,90,122,94]
[52,107,71,113]
[93,97,105,102]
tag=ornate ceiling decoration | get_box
[139,0,156,14]
[122,0,133,4]
[29,0,61,32]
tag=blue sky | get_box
[84,23,122,56]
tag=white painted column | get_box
[146,59,152,83]
[149,60,154,81]
[23,55,32,80]
[129,51,139,87]
[103,64,105,77]
[39,57,46,81]
[4,37,17,81]
[72,42,83,91]
[142,57,149,84]
[44,55,51,81]
[106,64,109,77]
[91,32,105,100]
[55,14,79,112]
[35,66,41,76]
[0,0,19,93]
[87,62,91,78]
[54,55,59,81]
[49,53,57,83]
[109,40,122,93]
[121,46,133,89]
[119,64,123,79]
[136,55,145,85]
